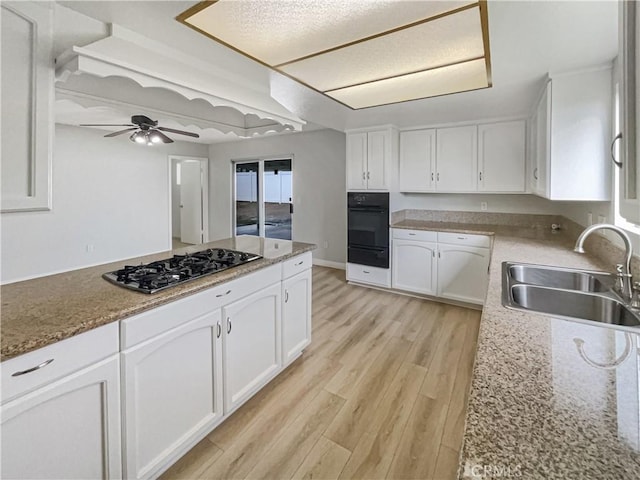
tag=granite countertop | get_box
[1,237,315,362]
[392,219,640,478]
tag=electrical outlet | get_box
[587,212,593,226]
[85,244,94,253]
[480,202,488,211]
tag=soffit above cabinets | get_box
[177,0,492,109]
[54,24,306,135]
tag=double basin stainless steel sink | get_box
[502,262,640,330]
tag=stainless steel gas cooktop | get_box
[103,248,261,293]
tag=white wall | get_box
[1,124,208,283]
[208,129,346,264]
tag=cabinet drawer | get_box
[347,263,391,288]
[1,322,119,404]
[437,232,491,248]
[392,229,437,242]
[121,264,281,349]
[282,252,312,279]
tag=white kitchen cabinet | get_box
[436,125,478,192]
[437,244,490,305]
[282,269,312,366]
[530,67,612,201]
[390,229,490,305]
[122,311,223,480]
[1,1,53,212]
[619,0,640,224]
[399,129,436,192]
[222,282,281,414]
[392,239,437,295]
[346,127,398,191]
[478,120,526,192]
[1,355,122,480]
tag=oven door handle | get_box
[348,208,386,213]
[348,245,388,252]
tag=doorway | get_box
[234,158,292,240]
[169,156,209,249]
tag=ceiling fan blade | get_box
[80,123,135,127]
[104,127,139,137]
[151,130,174,144]
[157,126,200,138]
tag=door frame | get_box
[231,155,293,239]
[168,155,210,247]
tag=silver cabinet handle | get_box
[432,250,435,257]
[226,317,232,334]
[457,236,466,240]
[438,251,441,258]
[295,261,304,266]
[216,322,221,338]
[479,171,483,181]
[216,290,231,298]
[363,270,370,274]
[437,172,440,181]
[362,171,366,180]
[533,167,538,180]
[611,132,623,168]
[431,172,434,182]
[285,290,289,303]
[408,233,416,236]
[367,171,370,180]
[12,359,54,377]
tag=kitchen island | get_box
[391,216,640,479]
[1,236,315,361]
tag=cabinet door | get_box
[478,121,526,192]
[620,0,640,223]
[0,2,53,212]
[533,82,551,197]
[437,245,490,305]
[399,129,436,192]
[367,130,388,190]
[392,239,437,295]
[222,282,281,414]
[122,311,223,480]
[1,355,121,480]
[282,269,312,366]
[346,132,367,190]
[436,125,478,192]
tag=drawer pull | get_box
[408,233,416,236]
[457,237,466,240]
[12,359,54,377]
[363,270,370,274]
[295,261,304,266]
[216,290,232,298]
[227,317,232,334]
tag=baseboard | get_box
[312,258,346,270]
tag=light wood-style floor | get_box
[161,266,481,480]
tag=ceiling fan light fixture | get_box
[149,131,163,144]
[130,131,146,144]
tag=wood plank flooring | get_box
[160,266,480,480]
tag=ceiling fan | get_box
[80,115,200,145]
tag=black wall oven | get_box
[347,192,389,268]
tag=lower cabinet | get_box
[438,244,491,304]
[121,311,223,480]
[391,229,491,305]
[222,282,281,414]
[282,269,312,366]
[1,355,122,480]
[392,239,437,295]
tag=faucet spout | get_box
[574,223,634,300]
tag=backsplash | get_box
[392,209,640,278]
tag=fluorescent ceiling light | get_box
[178,0,492,109]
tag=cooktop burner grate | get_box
[103,248,262,293]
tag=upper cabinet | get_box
[399,121,526,193]
[619,1,640,224]
[1,2,54,212]
[346,127,398,191]
[530,66,612,201]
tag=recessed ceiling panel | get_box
[279,6,484,92]
[182,0,474,66]
[325,58,489,109]
[178,0,492,109]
